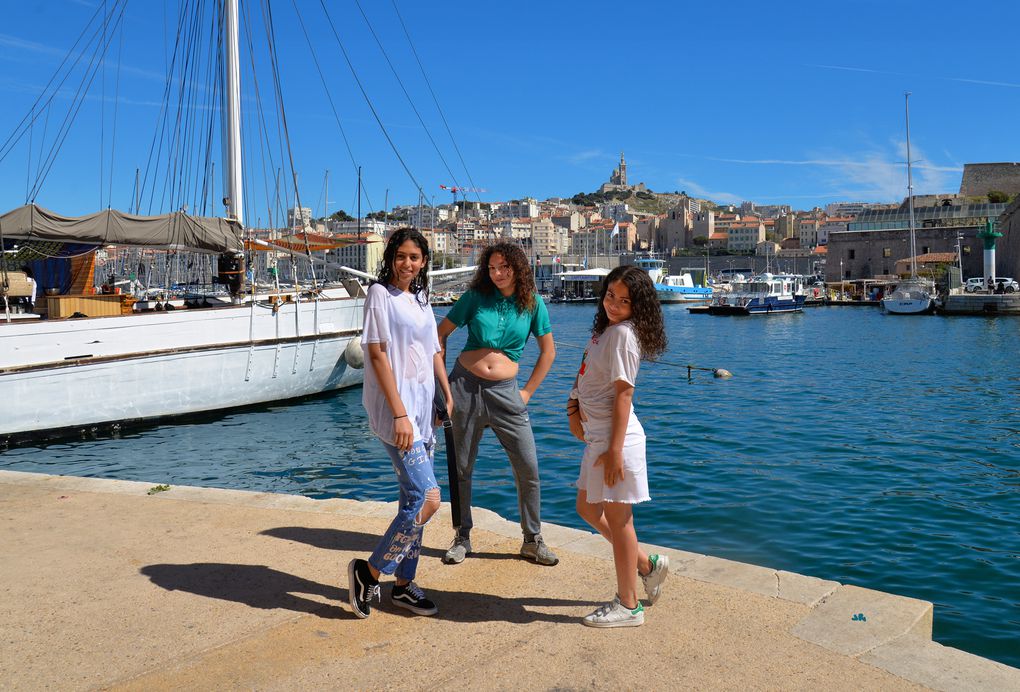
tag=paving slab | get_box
[0,470,1016,691]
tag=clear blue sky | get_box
[2,0,1019,221]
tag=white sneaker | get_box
[582,597,644,628]
[641,553,669,605]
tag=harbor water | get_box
[3,303,1018,668]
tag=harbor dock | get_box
[1,470,1017,691]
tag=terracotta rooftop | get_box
[915,252,958,263]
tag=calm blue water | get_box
[3,304,1019,668]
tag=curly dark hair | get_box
[376,227,431,304]
[469,242,536,313]
[592,265,667,360]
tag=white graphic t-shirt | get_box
[362,282,441,445]
[575,321,641,426]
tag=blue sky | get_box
[1,0,1019,221]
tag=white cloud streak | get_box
[674,177,742,205]
[811,63,1020,89]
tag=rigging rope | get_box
[316,0,427,204]
[552,338,732,379]
[260,0,317,287]
[106,22,126,210]
[0,0,112,166]
[390,0,484,206]
[289,0,376,216]
[353,0,462,192]
[28,0,129,203]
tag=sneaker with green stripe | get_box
[641,553,669,605]
[581,597,644,628]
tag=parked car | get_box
[965,277,985,292]
[964,277,1019,292]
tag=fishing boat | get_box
[882,93,936,316]
[0,1,367,443]
[634,258,712,303]
[699,272,806,315]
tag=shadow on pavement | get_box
[259,526,446,559]
[140,563,588,624]
[140,563,349,619]
[259,526,526,562]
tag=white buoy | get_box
[343,335,365,369]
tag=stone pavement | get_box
[1,470,1017,691]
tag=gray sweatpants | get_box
[448,361,542,540]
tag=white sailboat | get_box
[882,92,936,315]
[0,1,366,443]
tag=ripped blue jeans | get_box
[368,439,439,581]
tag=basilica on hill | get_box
[599,152,646,194]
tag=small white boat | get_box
[882,278,935,314]
[635,258,712,303]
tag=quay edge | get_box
[0,469,1017,691]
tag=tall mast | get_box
[223,0,244,226]
[905,91,916,279]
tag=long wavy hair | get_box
[469,242,536,313]
[592,265,667,360]
[376,227,431,304]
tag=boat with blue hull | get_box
[635,258,713,303]
[698,273,806,315]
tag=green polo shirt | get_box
[446,288,551,363]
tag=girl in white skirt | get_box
[568,265,669,628]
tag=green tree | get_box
[988,190,1009,203]
[329,209,354,222]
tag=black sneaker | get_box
[391,581,438,616]
[348,558,379,619]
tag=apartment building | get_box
[727,219,765,252]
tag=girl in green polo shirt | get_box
[437,242,558,566]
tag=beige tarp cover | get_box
[0,204,242,254]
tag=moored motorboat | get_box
[635,258,713,303]
[702,273,806,315]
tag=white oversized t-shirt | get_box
[575,320,641,426]
[362,282,441,445]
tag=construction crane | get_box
[439,184,486,210]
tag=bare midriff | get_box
[457,348,518,381]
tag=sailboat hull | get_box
[881,279,936,315]
[0,295,364,441]
[881,297,934,314]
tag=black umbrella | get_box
[433,384,460,528]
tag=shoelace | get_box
[403,581,426,600]
[368,584,381,603]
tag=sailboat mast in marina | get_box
[0,0,369,444]
[881,92,935,315]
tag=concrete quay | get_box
[1,469,1017,691]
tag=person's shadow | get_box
[260,526,519,561]
[140,563,348,618]
[140,527,587,623]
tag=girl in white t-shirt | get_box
[568,265,669,628]
[348,229,453,620]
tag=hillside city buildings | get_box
[278,158,1020,283]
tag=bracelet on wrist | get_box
[393,414,408,420]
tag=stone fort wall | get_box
[959,163,1020,197]
[995,197,1020,277]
